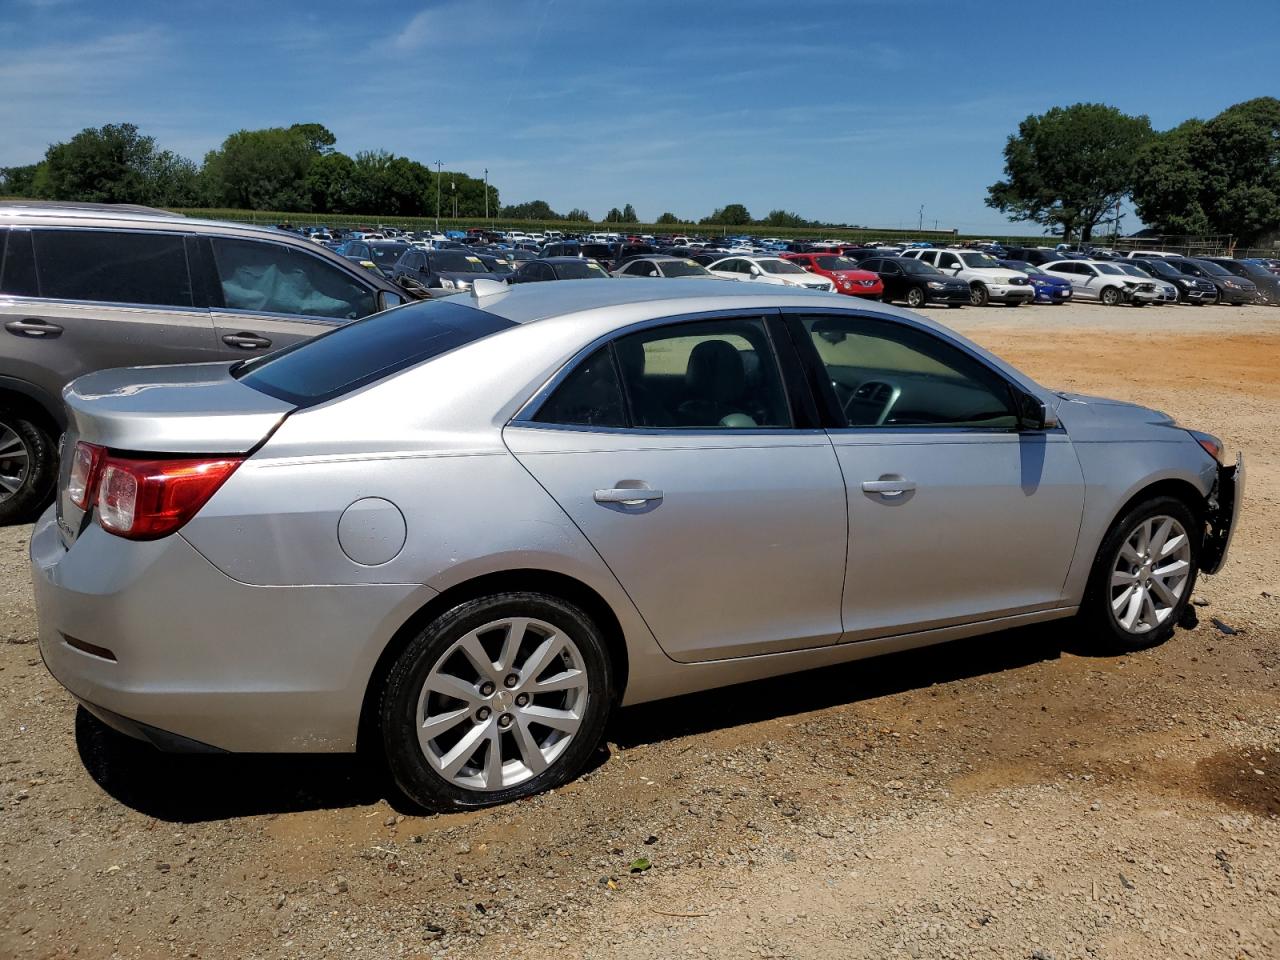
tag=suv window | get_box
[0,229,39,297]
[937,252,960,269]
[799,314,1017,430]
[29,229,193,307]
[210,237,377,320]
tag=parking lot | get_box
[1,299,1277,960]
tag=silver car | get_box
[30,279,1243,809]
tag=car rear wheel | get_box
[0,411,55,525]
[969,283,989,307]
[1100,286,1123,306]
[379,592,614,810]
[1079,496,1199,653]
[905,286,926,308]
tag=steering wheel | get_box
[843,380,901,426]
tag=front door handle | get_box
[861,478,916,497]
[5,319,63,339]
[222,333,272,350]
[594,486,664,505]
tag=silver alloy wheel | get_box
[0,423,30,503]
[415,616,588,792]
[906,286,925,308]
[1109,515,1192,635]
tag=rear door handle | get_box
[222,333,272,350]
[5,319,63,339]
[861,478,916,497]
[594,487,664,505]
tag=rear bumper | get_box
[1201,454,1244,576]
[30,508,423,753]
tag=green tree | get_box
[349,151,433,216]
[655,211,682,224]
[701,203,752,226]
[986,104,1153,242]
[564,208,591,222]
[202,126,319,210]
[620,203,639,223]
[143,150,200,206]
[501,200,560,220]
[0,162,46,197]
[289,123,337,155]
[1133,97,1280,247]
[604,206,623,222]
[305,151,359,213]
[761,209,808,228]
[42,123,157,203]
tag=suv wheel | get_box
[0,411,55,525]
[379,592,614,810]
[1079,496,1199,653]
[969,283,989,307]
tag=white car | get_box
[1041,260,1158,306]
[707,256,836,291]
[901,249,1034,307]
[1115,263,1177,304]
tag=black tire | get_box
[946,302,964,309]
[0,409,56,525]
[905,285,926,308]
[1132,300,1148,308]
[1007,298,1024,307]
[1078,495,1200,654]
[969,283,989,307]
[1100,286,1122,306]
[379,591,614,811]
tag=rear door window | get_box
[0,229,39,297]
[30,229,193,306]
[210,237,377,320]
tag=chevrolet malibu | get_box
[31,280,1242,810]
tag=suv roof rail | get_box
[0,200,185,219]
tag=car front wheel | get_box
[379,592,614,810]
[0,410,55,525]
[1100,286,1123,306]
[969,283,989,307]
[905,286,926,308]
[1080,496,1200,653]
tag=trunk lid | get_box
[56,362,294,546]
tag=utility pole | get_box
[918,205,924,232]
[452,179,457,219]
[435,161,442,232]
[484,168,489,223]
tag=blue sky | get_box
[2,0,1278,233]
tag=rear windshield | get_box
[236,299,514,407]
[556,260,610,279]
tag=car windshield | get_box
[1194,260,1231,276]
[236,299,514,407]
[1119,265,1152,278]
[958,252,1000,268]
[368,243,409,266]
[431,252,491,274]
[814,255,860,271]
[484,259,514,275]
[1094,263,1124,275]
[661,259,710,277]
[1142,260,1180,279]
[556,261,610,279]
[899,258,940,276]
[760,259,806,275]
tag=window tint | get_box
[211,237,376,319]
[236,298,513,407]
[30,229,192,306]
[0,229,39,297]
[937,252,959,268]
[533,346,626,428]
[614,317,791,429]
[799,314,1017,430]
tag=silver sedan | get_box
[31,279,1243,809]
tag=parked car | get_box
[706,256,835,291]
[391,249,509,296]
[611,256,715,279]
[858,255,970,308]
[336,240,411,277]
[1040,260,1153,306]
[511,257,613,283]
[1130,259,1218,305]
[1000,246,1061,266]
[1199,257,1280,306]
[997,260,1072,304]
[1168,259,1258,305]
[901,249,1034,307]
[780,253,884,299]
[31,280,1242,810]
[1114,263,1177,304]
[0,201,406,524]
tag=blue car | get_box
[1000,259,1073,304]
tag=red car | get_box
[781,252,884,298]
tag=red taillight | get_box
[66,441,105,509]
[71,453,243,540]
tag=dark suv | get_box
[0,202,406,522]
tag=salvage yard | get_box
[2,301,1278,960]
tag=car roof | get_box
[0,199,185,219]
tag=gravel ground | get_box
[2,300,1278,959]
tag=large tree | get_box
[701,203,751,226]
[655,211,681,224]
[0,162,45,197]
[1132,97,1280,248]
[501,199,560,220]
[760,209,809,228]
[986,104,1153,242]
[41,123,157,203]
[201,125,320,210]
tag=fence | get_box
[1108,234,1280,259]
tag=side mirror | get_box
[378,289,406,310]
[1016,391,1059,431]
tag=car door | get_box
[786,310,1085,640]
[874,259,905,300]
[0,227,220,406]
[504,311,848,663]
[203,235,383,358]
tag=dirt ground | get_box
[2,301,1278,960]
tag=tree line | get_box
[987,97,1280,247]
